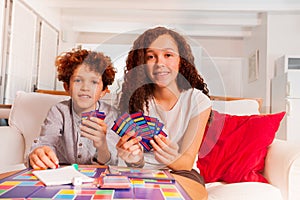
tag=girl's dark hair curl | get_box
[119,27,209,113]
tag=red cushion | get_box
[197,110,285,183]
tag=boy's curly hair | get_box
[119,27,210,113]
[55,49,116,90]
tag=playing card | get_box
[139,138,152,151]
[111,112,167,152]
[155,121,164,135]
[130,112,153,138]
[95,111,106,120]
[111,112,131,136]
[144,116,157,137]
[81,110,106,121]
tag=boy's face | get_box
[65,64,106,114]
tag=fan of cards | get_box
[111,112,167,151]
[81,110,106,120]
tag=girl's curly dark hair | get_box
[119,27,209,113]
[55,49,116,90]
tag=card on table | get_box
[97,175,131,189]
[108,165,175,182]
[32,166,94,186]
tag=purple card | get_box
[82,110,106,120]
[111,112,167,152]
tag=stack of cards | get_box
[81,110,106,120]
[97,175,131,189]
[111,112,167,151]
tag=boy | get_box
[29,49,119,169]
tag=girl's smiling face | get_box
[65,64,106,114]
[145,34,180,89]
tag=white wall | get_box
[58,29,80,54]
[77,32,244,58]
[42,12,300,107]
[242,13,268,112]
[241,13,300,113]
[242,13,300,113]
[77,32,245,97]
[194,38,244,97]
[193,37,244,58]
[266,14,300,113]
[6,3,299,105]
[208,57,243,97]
[267,14,300,82]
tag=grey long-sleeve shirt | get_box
[29,99,120,165]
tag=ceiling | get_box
[41,0,300,40]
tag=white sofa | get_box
[0,91,300,200]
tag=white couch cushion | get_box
[0,126,24,167]
[0,164,26,174]
[212,99,260,115]
[264,139,300,200]
[8,91,69,162]
[206,182,282,200]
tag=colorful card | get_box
[111,112,138,136]
[111,112,167,151]
[82,110,106,120]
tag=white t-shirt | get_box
[143,88,211,169]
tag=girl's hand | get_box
[29,146,59,169]
[150,134,179,165]
[116,131,144,165]
[80,117,107,149]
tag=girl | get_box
[117,27,211,184]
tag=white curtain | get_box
[0,0,6,102]
[0,0,4,70]
[37,21,58,90]
[4,0,37,104]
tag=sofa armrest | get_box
[264,139,300,200]
[0,127,25,168]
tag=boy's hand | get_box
[80,117,107,149]
[29,146,59,169]
[150,134,179,165]
[116,131,144,165]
